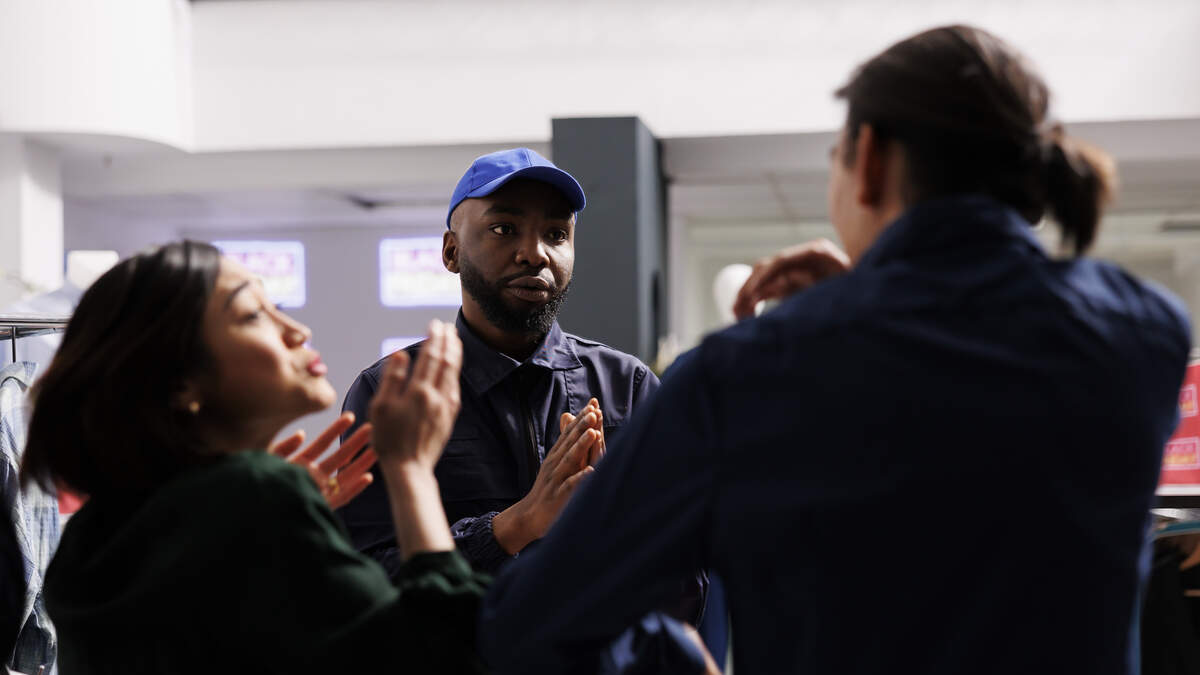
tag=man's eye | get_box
[489,224,514,235]
[548,230,568,243]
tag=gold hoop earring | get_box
[188,401,201,415]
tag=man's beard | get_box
[459,255,571,338]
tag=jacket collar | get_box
[455,311,583,395]
[856,194,1046,271]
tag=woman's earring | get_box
[188,401,201,415]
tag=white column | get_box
[0,138,63,307]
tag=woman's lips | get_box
[307,354,328,376]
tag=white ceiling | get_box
[186,0,1200,150]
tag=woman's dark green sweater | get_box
[44,451,489,674]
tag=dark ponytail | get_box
[1042,128,1116,254]
[837,25,1116,256]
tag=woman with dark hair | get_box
[17,240,545,673]
[479,25,1191,674]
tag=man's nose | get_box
[515,235,549,267]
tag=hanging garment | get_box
[0,505,21,661]
[1,362,59,674]
[1142,541,1200,675]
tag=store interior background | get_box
[3,0,1200,441]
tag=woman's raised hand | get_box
[268,412,378,509]
[368,319,463,471]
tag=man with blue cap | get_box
[338,148,678,586]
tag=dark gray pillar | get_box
[551,117,665,363]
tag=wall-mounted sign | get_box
[379,237,460,308]
[213,240,307,308]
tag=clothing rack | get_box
[0,316,70,362]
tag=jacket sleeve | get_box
[479,348,717,674]
[635,364,661,406]
[449,512,513,574]
[343,366,513,574]
[250,461,491,675]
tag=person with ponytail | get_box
[479,25,1190,674]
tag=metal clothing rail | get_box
[0,316,70,362]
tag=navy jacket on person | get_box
[479,195,1192,674]
[339,312,659,576]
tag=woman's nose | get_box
[281,317,311,346]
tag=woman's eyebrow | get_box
[223,280,253,310]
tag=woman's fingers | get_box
[316,423,372,474]
[328,473,374,510]
[435,324,462,394]
[377,349,411,401]
[269,430,305,457]
[339,448,379,482]
[296,412,355,463]
[411,319,445,386]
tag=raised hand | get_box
[369,319,463,559]
[492,407,601,554]
[268,412,378,509]
[368,319,463,471]
[732,238,851,320]
[560,397,606,467]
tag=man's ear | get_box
[443,229,460,274]
[853,123,889,209]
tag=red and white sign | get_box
[1161,363,1200,486]
[1165,438,1200,471]
[1182,384,1198,418]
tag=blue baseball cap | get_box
[446,148,586,228]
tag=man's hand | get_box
[368,319,463,471]
[492,402,602,555]
[269,412,378,510]
[732,238,851,320]
[560,397,606,467]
